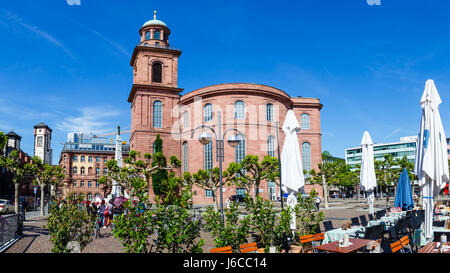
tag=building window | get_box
[204,140,213,170]
[302,142,311,176]
[103,158,107,163]
[153,100,162,128]
[73,180,77,187]
[234,100,245,119]
[182,142,188,173]
[266,103,273,122]
[96,168,100,175]
[205,189,213,198]
[88,181,92,188]
[203,103,213,122]
[87,193,92,201]
[96,156,100,162]
[88,156,92,162]
[152,62,162,83]
[236,188,246,196]
[145,31,150,40]
[80,181,85,187]
[81,167,85,175]
[73,167,77,174]
[81,156,85,162]
[96,181,99,188]
[64,155,66,162]
[155,42,160,47]
[301,113,310,130]
[37,136,43,147]
[154,30,161,40]
[103,168,107,175]
[183,110,189,128]
[268,135,275,157]
[73,156,77,162]
[235,134,245,163]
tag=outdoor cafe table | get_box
[418,242,450,253]
[315,238,372,253]
[322,226,365,245]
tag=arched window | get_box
[81,167,85,175]
[203,103,212,122]
[73,166,77,174]
[183,110,189,128]
[145,31,150,40]
[234,100,245,119]
[152,62,162,83]
[266,103,273,122]
[302,142,311,176]
[182,142,189,173]
[88,156,92,162]
[154,30,161,40]
[301,113,310,130]
[267,135,275,157]
[204,141,213,170]
[81,156,85,162]
[153,100,162,128]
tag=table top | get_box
[418,242,450,253]
[315,238,372,253]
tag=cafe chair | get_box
[433,221,445,227]
[350,217,360,226]
[322,220,334,232]
[359,215,368,226]
[240,242,258,253]
[368,214,375,221]
[399,236,413,253]
[299,233,325,253]
[390,240,403,253]
[210,246,233,253]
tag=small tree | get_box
[0,150,33,214]
[294,189,324,238]
[46,194,95,253]
[224,155,279,199]
[204,200,251,253]
[29,157,66,216]
[184,167,221,211]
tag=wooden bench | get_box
[210,246,232,253]
[240,242,258,253]
[299,233,325,253]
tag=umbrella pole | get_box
[276,121,284,210]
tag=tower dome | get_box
[139,11,170,48]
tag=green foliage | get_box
[151,186,204,253]
[224,155,279,198]
[112,200,154,253]
[184,167,221,210]
[0,131,6,150]
[45,194,95,253]
[152,134,168,196]
[203,200,251,252]
[294,189,324,238]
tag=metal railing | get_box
[0,213,23,250]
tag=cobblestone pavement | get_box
[2,198,409,253]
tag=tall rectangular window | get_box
[204,141,213,170]
[182,142,189,173]
[37,136,43,147]
[266,103,273,122]
[268,136,275,157]
[153,100,162,128]
[205,189,213,198]
[302,142,311,177]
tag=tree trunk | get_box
[322,173,329,208]
[40,185,45,216]
[14,182,20,214]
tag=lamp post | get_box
[191,111,244,226]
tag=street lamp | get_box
[191,111,245,226]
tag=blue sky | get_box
[1,0,450,164]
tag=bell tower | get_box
[128,11,183,168]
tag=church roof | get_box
[7,131,21,139]
[142,11,167,28]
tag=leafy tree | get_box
[152,134,168,196]
[46,194,96,253]
[0,131,6,151]
[28,156,65,215]
[184,167,221,211]
[0,150,33,213]
[204,200,251,252]
[224,155,279,199]
[294,189,324,237]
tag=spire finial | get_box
[154,10,157,20]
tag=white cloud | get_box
[56,106,123,134]
[2,11,75,59]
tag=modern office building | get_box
[58,132,130,200]
[345,136,417,168]
[127,12,324,204]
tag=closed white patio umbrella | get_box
[281,109,305,230]
[414,79,449,241]
[360,131,377,215]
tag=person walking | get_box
[98,200,106,228]
[106,200,114,228]
[315,194,322,211]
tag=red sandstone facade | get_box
[128,15,323,204]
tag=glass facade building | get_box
[345,136,417,168]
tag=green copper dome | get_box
[142,11,167,28]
